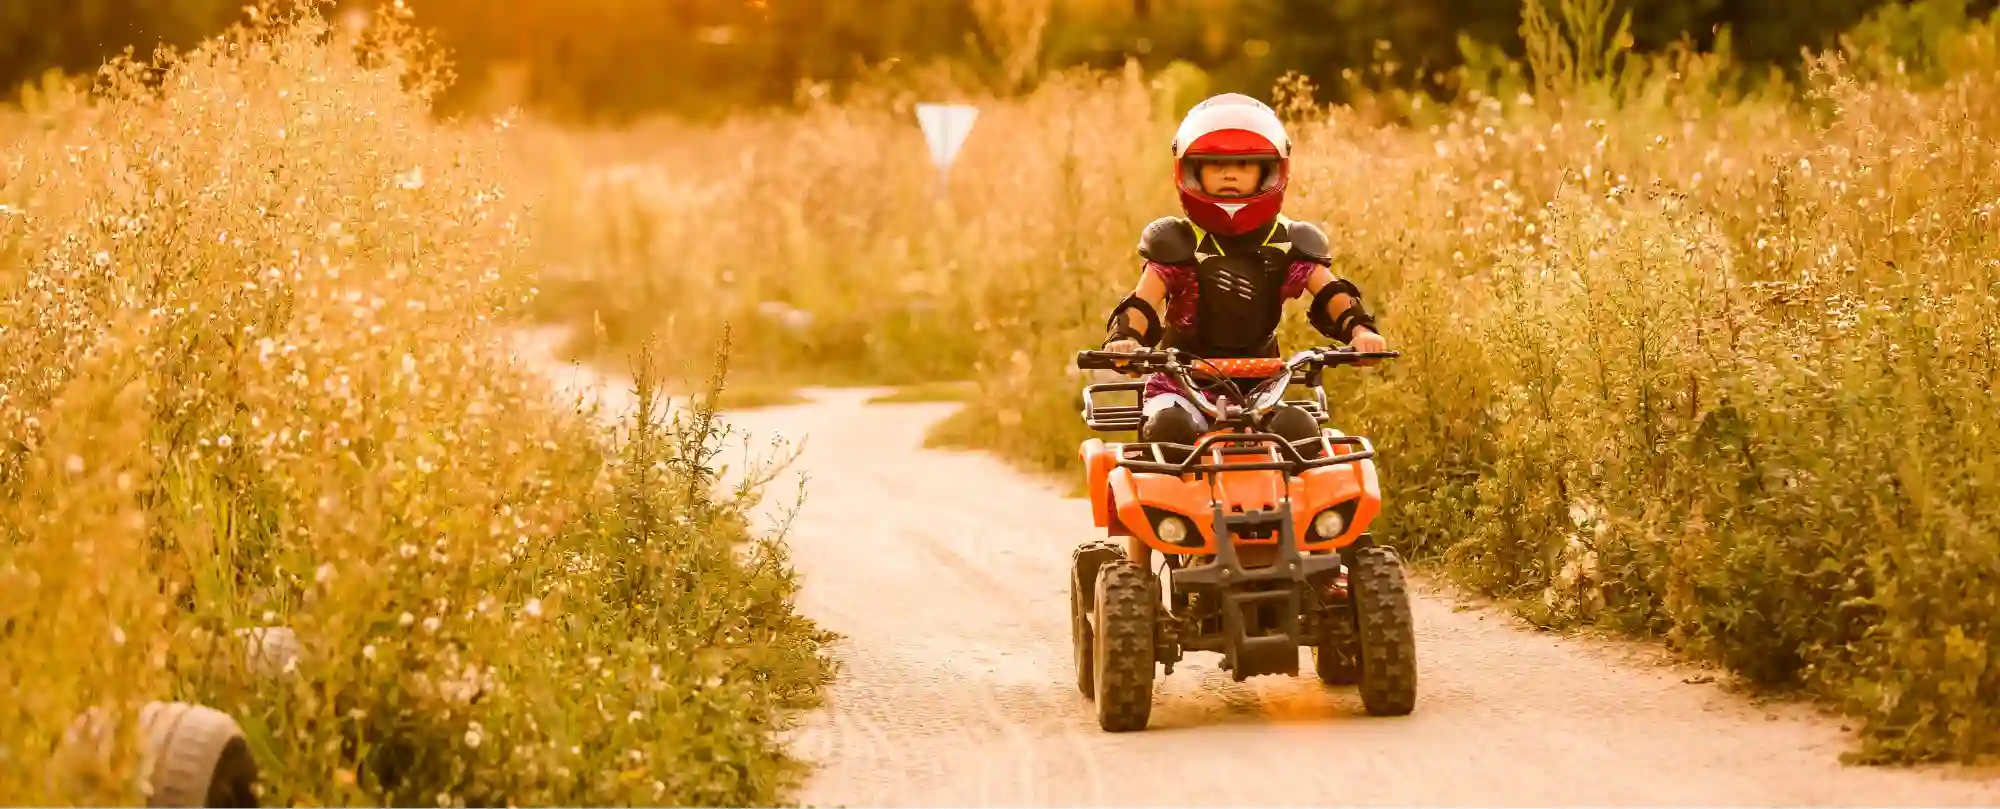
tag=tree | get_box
[0,0,236,94]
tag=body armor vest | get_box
[1162,220,1292,359]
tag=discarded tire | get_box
[55,701,261,807]
[141,701,261,807]
[235,626,302,678]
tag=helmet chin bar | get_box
[1177,166,1288,235]
[1180,195,1281,235]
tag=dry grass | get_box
[544,0,2000,765]
[0,4,829,805]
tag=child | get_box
[1099,93,1388,448]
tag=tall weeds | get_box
[543,0,2000,764]
[0,3,829,803]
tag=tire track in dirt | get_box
[514,333,2000,807]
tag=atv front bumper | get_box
[1168,506,1344,588]
[1165,507,1350,680]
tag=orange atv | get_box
[1069,345,1415,732]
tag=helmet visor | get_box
[1179,154,1284,199]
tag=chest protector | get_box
[1167,221,1292,358]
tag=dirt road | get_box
[519,333,2000,807]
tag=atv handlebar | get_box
[1075,345,1399,426]
[1076,349,1161,371]
[1074,347,1399,375]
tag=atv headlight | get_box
[1312,509,1347,539]
[1156,515,1191,545]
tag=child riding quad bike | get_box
[1070,346,1415,732]
[1068,92,1415,732]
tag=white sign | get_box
[915,103,979,180]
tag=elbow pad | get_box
[1308,278,1379,343]
[1104,294,1163,347]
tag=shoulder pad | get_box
[1137,217,1197,265]
[1285,219,1332,265]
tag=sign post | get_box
[915,103,979,200]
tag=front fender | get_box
[1081,438,1113,528]
[1292,434,1382,550]
[1109,467,1217,554]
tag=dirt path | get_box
[517,332,2000,807]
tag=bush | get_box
[0,4,830,804]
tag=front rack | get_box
[1113,431,1375,476]
[1079,376,1330,434]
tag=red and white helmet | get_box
[1171,93,1291,236]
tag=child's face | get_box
[1197,159,1265,198]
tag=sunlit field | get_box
[7,0,2000,801]
[538,1,2000,765]
[0,8,829,804]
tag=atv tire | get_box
[1350,546,1418,716]
[1091,560,1156,732]
[1071,540,1124,698]
[1313,604,1362,686]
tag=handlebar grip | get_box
[1076,350,1121,370]
[1318,348,1402,362]
[1078,348,1179,372]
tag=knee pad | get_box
[1144,406,1201,446]
[1267,406,1323,453]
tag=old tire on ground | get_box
[1091,560,1157,732]
[141,701,260,807]
[1350,546,1418,716]
[235,626,302,678]
[1313,602,1362,686]
[1071,539,1124,698]
[53,702,259,807]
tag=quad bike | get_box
[1069,345,1416,732]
